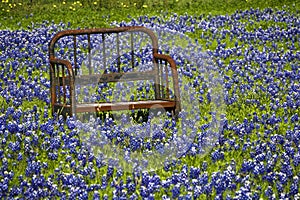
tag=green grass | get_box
[1,0,300,199]
[1,0,299,30]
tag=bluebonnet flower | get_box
[93,191,100,200]
[170,183,181,198]
[293,152,300,167]
[161,178,171,190]
[277,172,288,185]
[106,165,114,179]
[189,166,200,179]
[265,186,275,199]
[66,117,76,130]
[280,161,293,178]
[0,8,300,199]
[126,182,136,193]
[139,185,149,198]
[211,149,224,162]
[198,172,209,186]
[116,168,123,178]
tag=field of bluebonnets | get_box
[0,0,300,199]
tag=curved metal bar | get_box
[49,58,76,116]
[48,26,159,59]
[153,53,181,114]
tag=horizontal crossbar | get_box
[54,100,176,113]
[77,71,157,84]
[53,71,157,86]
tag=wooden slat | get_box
[75,71,156,85]
[75,100,176,112]
[53,70,157,86]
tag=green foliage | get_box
[0,0,298,29]
[1,0,299,199]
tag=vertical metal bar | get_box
[154,58,160,99]
[160,59,164,99]
[73,35,77,76]
[117,33,121,72]
[88,34,92,75]
[164,61,170,99]
[56,64,61,103]
[102,34,106,70]
[62,65,66,104]
[130,32,134,70]
[50,62,56,111]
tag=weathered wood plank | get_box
[75,100,176,112]
[75,70,157,85]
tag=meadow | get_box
[0,0,300,199]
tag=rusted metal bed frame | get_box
[49,26,181,118]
